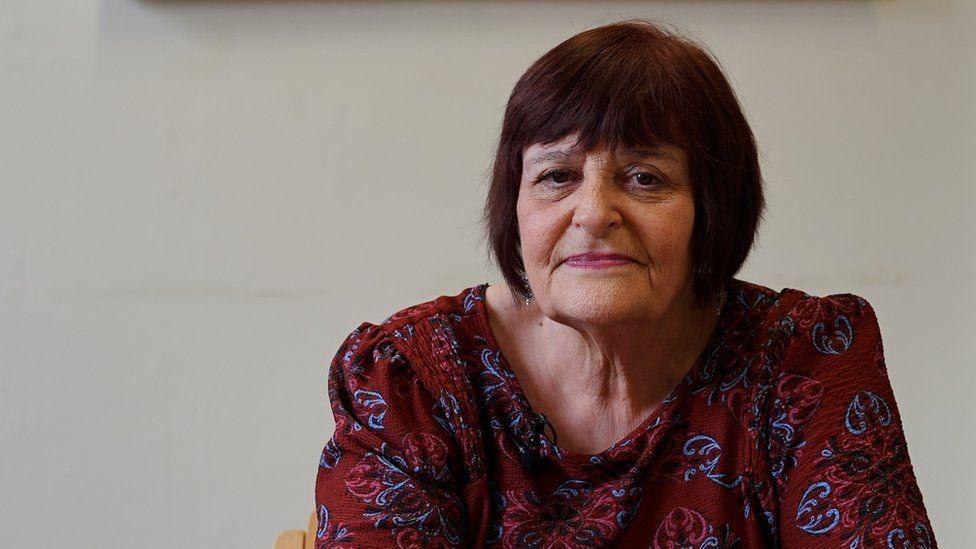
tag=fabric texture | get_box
[313,277,936,548]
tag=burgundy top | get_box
[314,278,936,548]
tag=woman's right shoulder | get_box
[324,287,475,367]
[328,284,486,409]
[325,287,487,479]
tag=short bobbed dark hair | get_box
[481,19,766,309]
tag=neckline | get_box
[471,280,737,465]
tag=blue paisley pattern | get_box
[811,313,855,355]
[319,434,342,470]
[351,389,388,430]
[682,434,743,490]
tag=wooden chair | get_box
[273,511,317,549]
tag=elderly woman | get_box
[314,19,936,548]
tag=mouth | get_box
[562,253,638,269]
[563,252,637,266]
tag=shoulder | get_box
[330,320,404,379]
[781,289,881,370]
[326,321,414,434]
[763,287,888,428]
[332,283,483,368]
[326,320,462,472]
[720,278,808,340]
[327,283,486,425]
[376,284,485,330]
[725,278,879,357]
[717,279,885,403]
[724,277,804,317]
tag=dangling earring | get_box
[520,271,534,304]
[696,263,725,315]
[714,286,727,314]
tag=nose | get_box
[571,170,622,236]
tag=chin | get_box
[549,284,650,321]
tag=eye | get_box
[630,170,662,188]
[536,169,574,186]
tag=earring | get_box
[714,287,727,314]
[520,271,534,304]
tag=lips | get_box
[563,252,636,264]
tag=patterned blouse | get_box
[314,277,937,548]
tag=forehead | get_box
[523,134,682,167]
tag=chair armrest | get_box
[273,529,305,549]
[272,510,317,549]
[305,510,317,549]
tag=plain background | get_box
[2,0,973,547]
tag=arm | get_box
[767,294,936,547]
[314,322,466,548]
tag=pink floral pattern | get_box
[652,506,740,548]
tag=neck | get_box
[487,281,723,453]
[536,293,717,403]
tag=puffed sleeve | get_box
[314,322,467,548]
[766,293,937,547]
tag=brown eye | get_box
[538,169,573,185]
[632,171,660,187]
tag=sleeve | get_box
[314,322,467,548]
[765,293,937,548]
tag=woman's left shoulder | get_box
[729,278,874,324]
[789,287,878,338]
[774,286,885,377]
[789,289,876,331]
[731,278,879,343]
[727,278,885,375]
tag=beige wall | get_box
[2,0,972,547]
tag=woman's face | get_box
[517,132,697,326]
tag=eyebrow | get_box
[525,147,677,166]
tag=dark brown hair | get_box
[480,18,765,309]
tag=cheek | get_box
[639,201,696,261]
[516,201,562,263]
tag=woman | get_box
[314,19,936,548]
